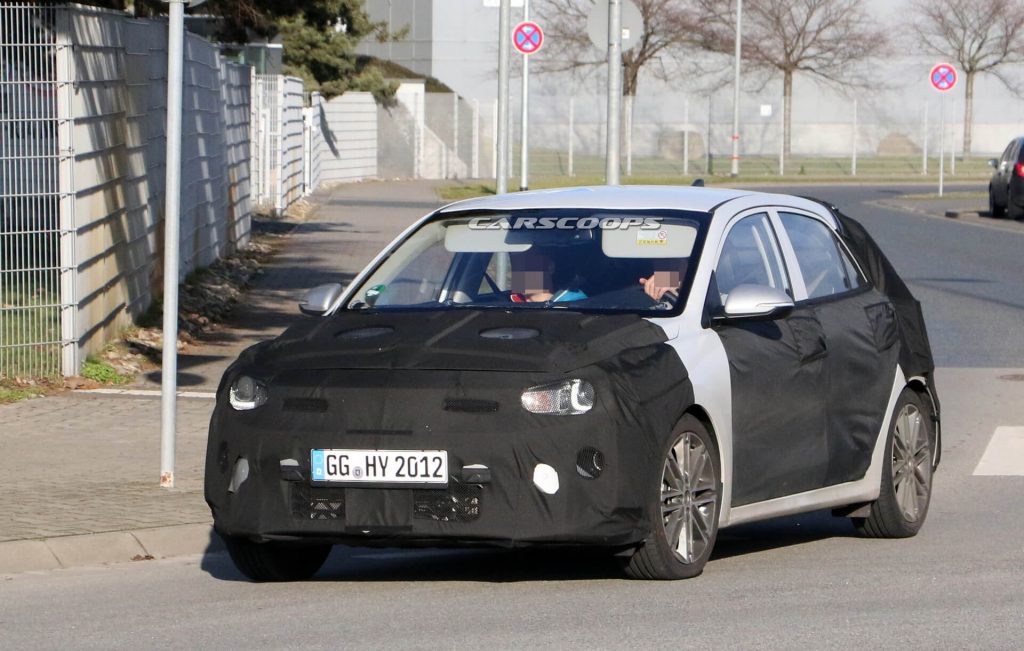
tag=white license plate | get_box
[310,449,448,485]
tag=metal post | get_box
[706,94,713,175]
[472,99,480,178]
[491,100,498,180]
[922,102,929,175]
[606,0,622,185]
[160,0,187,488]
[950,98,956,176]
[938,96,945,197]
[496,0,511,194]
[625,93,634,177]
[730,0,742,177]
[519,0,530,191]
[568,94,575,177]
[683,97,690,176]
[453,93,460,177]
[851,97,858,177]
[779,91,785,175]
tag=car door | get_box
[776,211,900,487]
[708,211,830,506]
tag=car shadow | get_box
[201,509,858,583]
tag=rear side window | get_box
[779,213,863,300]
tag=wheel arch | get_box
[682,404,724,477]
[906,375,941,470]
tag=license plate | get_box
[310,449,448,485]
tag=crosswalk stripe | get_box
[973,426,1024,476]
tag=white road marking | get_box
[973,427,1024,476]
[79,388,216,400]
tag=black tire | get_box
[854,388,934,538]
[225,537,331,582]
[989,188,1005,218]
[623,415,722,580]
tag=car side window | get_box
[779,212,863,300]
[714,213,791,300]
[1002,142,1016,164]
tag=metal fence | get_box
[1,3,253,378]
[0,3,74,378]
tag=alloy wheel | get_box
[660,431,718,563]
[891,404,932,522]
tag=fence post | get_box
[682,97,689,176]
[55,6,79,377]
[568,94,575,177]
[922,102,929,175]
[851,97,858,177]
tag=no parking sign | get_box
[512,21,543,55]
[929,63,957,92]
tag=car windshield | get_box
[344,209,709,314]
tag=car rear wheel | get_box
[225,537,332,582]
[623,416,721,580]
[854,388,934,538]
[989,187,1005,218]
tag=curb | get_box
[0,523,224,575]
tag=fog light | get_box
[229,375,268,411]
[576,447,605,480]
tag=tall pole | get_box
[683,97,690,176]
[519,0,530,191]
[950,97,956,176]
[779,91,785,175]
[730,0,742,177]
[496,0,511,194]
[605,0,622,185]
[922,102,929,175]
[160,0,186,488]
[706,94,713,175]
[938,96,945,197]
[851,97,858,176]
[568,93,575,177]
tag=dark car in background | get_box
[988,136,1024,218]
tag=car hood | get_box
[240,309,669,374]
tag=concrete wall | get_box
[318,93,378,183]
[67,8,251,361]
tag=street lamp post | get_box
[730,0,742,177]
[159,0,204,487]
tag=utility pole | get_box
[730,0,742,177]
[606,0,622,185]
[158,0,205,487]
[496,0,511,194]
[519,0,530,191]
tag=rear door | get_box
[775,211,900,486]
[708,211,830,506]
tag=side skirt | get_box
[720,366,906,529]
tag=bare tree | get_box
[695,0,887,158]
[911,0,1024,155]
[533,1,700,172]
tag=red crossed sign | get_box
[929,63,957,92]
[513,21,544,55]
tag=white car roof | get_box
[438,185,754,214]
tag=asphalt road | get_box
[2,183,1023,649]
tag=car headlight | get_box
[521,379,595,415]
[229,375,268,411]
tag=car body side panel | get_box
[812,288,901,485]
[723,365,905,528]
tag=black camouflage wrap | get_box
[205,310,694,547]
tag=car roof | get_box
[438,185,754,214]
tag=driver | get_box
[510,250,587,303]
[639,258,688,302]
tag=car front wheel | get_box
[224,537,332,582]
[623,415,721,580]
[854,388,934,538]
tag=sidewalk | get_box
[0,181,443,573]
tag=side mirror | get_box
[988,158,999,169]
[299,283,344,316]
[717,284,794,322]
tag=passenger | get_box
[510,250,586,303]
